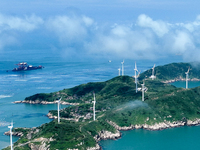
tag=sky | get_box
[1,0,200,61]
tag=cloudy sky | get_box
[1,0,200,61]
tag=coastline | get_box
[108,119,200,131]
[162,77,200,83]
[45,112,200,150]
[13,100,79,105]
[5,118,200,150]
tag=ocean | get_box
[0,48,192,149]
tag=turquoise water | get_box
[171,81,200,89]
[100,126,200,150]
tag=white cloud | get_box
[172,31,195,53]
[85,24,158,59]
[137,14,169,37]
[0,14,44,51]
[0,14,43,32]
[1,12,200,62]
[176,15,200,32]
[46,15,94,44]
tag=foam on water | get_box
[37,87,52,89]
[0,121,10,127]
[15,79,28,82]
[0,95,13,99]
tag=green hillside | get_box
[139,62,200,81]
[4,62,200,150]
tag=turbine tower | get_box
[92,92,96,121]
[118,68,121,76]
[150,64,156,80]
[121,60,124,76]
[141,80,145,101]
[185,67,190,89]
[8,122,13,150]
[57,97,62,123]
[133,62,139,93]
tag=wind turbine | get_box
[133,62,140,93]
[185,67,191,89]
[8,122,13,150]
[92,92,96,121]
[141,80,145,101]
[57,97,62,123]
[150,64,156,80]
[118,68,121,76]
[121,60,124,76]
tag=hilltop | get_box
[4,62,200,150]
[139,62,200,82]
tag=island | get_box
[4,62,200,150]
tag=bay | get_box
[100,126,200,150]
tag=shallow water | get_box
[100,125,200,150]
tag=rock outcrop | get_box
[4,131,23,137]
[87,144,101,150]
[108,119,200,132]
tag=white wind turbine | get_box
[141,80,145,101]
[57,97,62,123]
[8,122,13,150]
[150,64,156,80]
[92,92,96,121]
[185,67,191,89]
[121,60,124,76]
[133,62,140,93]
[118,68,121,76]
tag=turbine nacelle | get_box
[8,122,13,129]
[150,64,156,80]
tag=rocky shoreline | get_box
[163,77,200,83]
[5,117,200,150]
[108,118,200,131]
[13,100,79,105]
[87,118,200,150]
[89,130,121,150]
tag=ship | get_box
[11,62,44,71]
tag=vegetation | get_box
[139,62,200,81]
[4,62,200,149]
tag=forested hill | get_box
[139,62,200,81]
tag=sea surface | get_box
[0,48,192,149]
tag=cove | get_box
[100,125,200,150]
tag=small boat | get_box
[11,62,44,71]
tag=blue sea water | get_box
[0,48,188,149]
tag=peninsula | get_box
[4,62,200,150]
